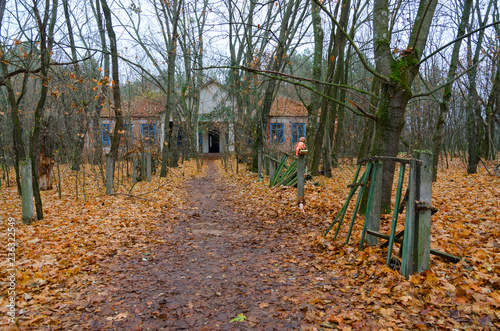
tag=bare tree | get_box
[100,0,124,192]
[431,0,473,180]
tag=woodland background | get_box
[0,0,500,328]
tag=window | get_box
[123,123,133,141]
[270,123,284,143]
[101,124,111,147]
[177,127,184,146]
[141,124,156,145]
[199,132,203,146]
[291,123,305,143]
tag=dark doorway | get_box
[208,129,220,153]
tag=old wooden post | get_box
[141,152,146,181]
[258,149,262,176]
[365,161,383,246]
[105,154,114,195]
[21,158,34,224]
[268,158,275,180]
[401,159,417,279]
[413,151,433,273]
[132,155,138,183]
[146,152,152,183]
[297,153,305,199]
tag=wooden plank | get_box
[387,163,406,266]
[430,249,462,263]
[359,162,380,250]
[324,163,364,237]
[401,159,416,279]
[141,152,146,181]
[268,158,275,179]
[366,161,383,246]
[264,155,281,164]
[413,151,432,273]
[367,230,401,243]
[381,230,404,248]
[297,154,305,198]
[367,230,463,264]
[333,163,365,240]
[344,163,372,244]
[270,155,287,186]
[146,152,152,183]
[276,160,297,186]
[358,156,422,166]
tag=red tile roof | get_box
[269,96,318,117]
[101,97,165,118]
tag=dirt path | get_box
[54,159,333,330]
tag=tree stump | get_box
[39,152,55,190]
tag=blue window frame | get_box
[270,123,284,143]
[101,124,111,146]
[141,124,156,145]
[199,132,203,146]
[123,123,133,140]
[291,123,305,143]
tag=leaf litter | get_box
[0,157,498,330]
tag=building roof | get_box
[269,95,309,117]
[101,97,165,119]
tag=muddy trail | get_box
[52,159,336,330]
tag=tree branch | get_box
[312,0,390,83]
[413,54,486,98]
[417,20,500,66]
[0,54,95,86]
[238,65,379,100]
[239,65,377,120]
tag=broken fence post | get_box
[366,161,383,246]
[106,154,114,195]
[297,153,305,199]
[132,155,138,183]
[146,152,152,183]
[401,159,417,279]
[268,158,275,181]
[20,158,34,224]
[258,149,262,177]
[141,152,146,181]
[413,151,433,273]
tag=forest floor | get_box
[0,156,499,330]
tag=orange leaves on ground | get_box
[216,158,500,329]
[0,160,205,327]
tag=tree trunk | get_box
[330,0,351,166]
[431,0,472,180]
[100,0,123,162]
[29,0,58,220]
[90,0,110,165]
[100,0,124,193]
[358,78,380,159]
[306,0,323,172]
[0,61,27,195]
[484,59,499,160]
[371,0,438,212]
[160,0,182,177]
[465,1,492,173]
